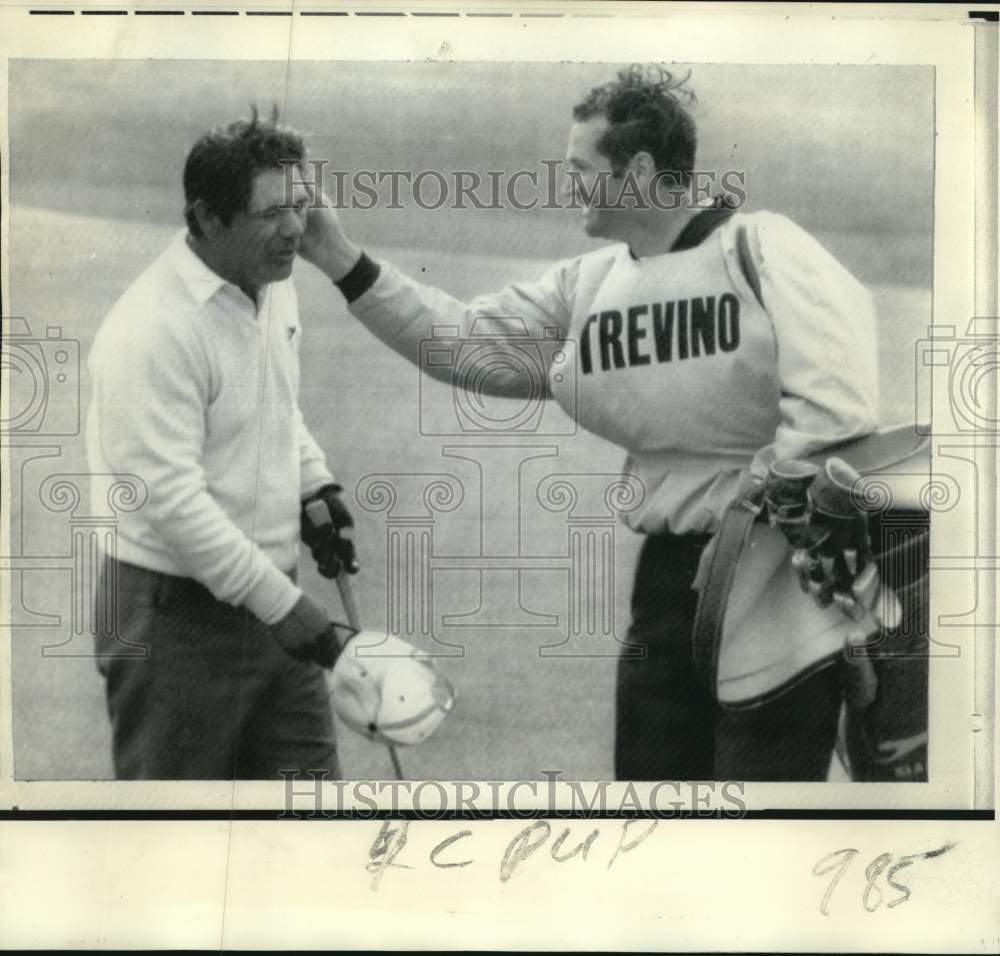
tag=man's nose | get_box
[560,173,585,207]
[280,207,306,238]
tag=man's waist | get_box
[102,554,297,613]
[621,458,746,537]
[114,528,298,572]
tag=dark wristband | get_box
[335,252,381,304]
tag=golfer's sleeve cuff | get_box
[248,572,302,626]
[336,252,381,304]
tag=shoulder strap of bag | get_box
[691,485,765,695]
[692,221,764,695]
[735,223,765,309]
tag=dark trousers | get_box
[94,558,339,780]
[615,532,843,781]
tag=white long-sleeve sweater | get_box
[87,230,334,624]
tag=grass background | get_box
[7,60,932,780]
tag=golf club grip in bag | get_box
[691,425,930,782]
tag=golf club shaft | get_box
[336,573,405,781]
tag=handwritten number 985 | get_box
[812,843,956,915]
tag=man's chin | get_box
[267,258,296,283]
[582,212,611,240]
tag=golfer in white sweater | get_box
[87,110,358,779]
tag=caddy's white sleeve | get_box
[747,212,880,473]
[348,257,578,398]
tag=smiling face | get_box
[563,115,652,244]
[213,165,311,295]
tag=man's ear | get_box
[190,199,223,240]
[628,150,658,187]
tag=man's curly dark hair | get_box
[183,105,306,237]
[573,65,697,184]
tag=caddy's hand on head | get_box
[301,484,360,578]
[297,193,362,280]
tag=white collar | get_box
[169,230,232,305]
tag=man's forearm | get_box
[301,202,571,398]
[297,411,336,498]
[145,483,303,624]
